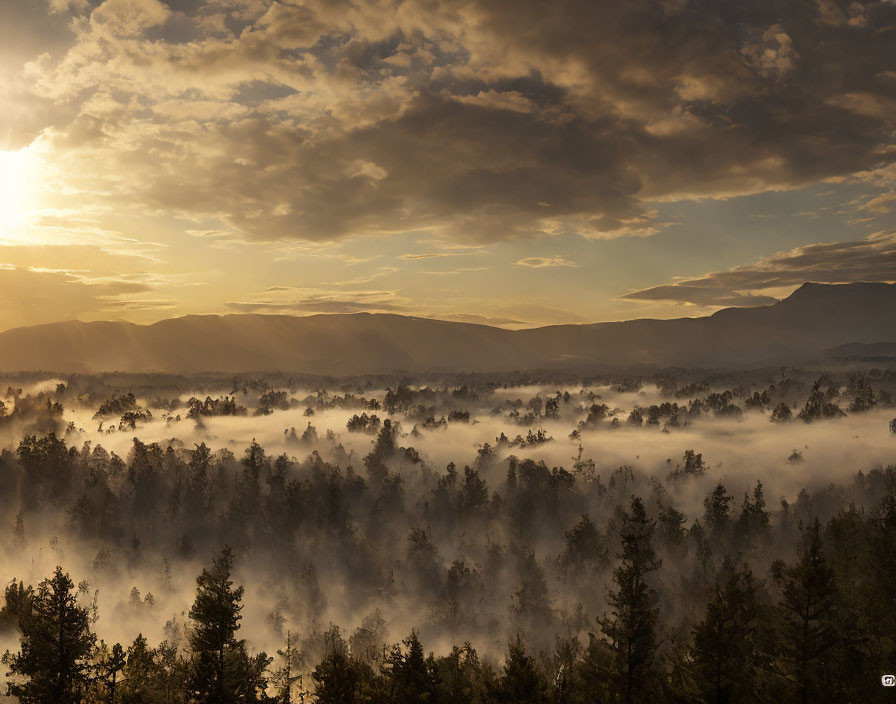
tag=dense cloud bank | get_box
[5,0,896,243]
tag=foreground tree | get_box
[435,643,495,704]
[187,547,270,703]
[311,626,372,704]
[691,558,768,703]
[3,567,96,704]
[382,631,440,703]
[596,496,662,704]
[496,638,549,704]
[772,520,841,703]
[93,640,127,704]
[270,631,305,704]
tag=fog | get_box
[0,368,894,693]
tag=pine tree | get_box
[550,636,586,704]
[703,484,733,538]
[691,558,767,703]
[578,633,613,704]
[772,519,840,703]
[435,643,494,704]
[187,547,268,703]
[94,641,127,704]
[382,631,440,704]
[496,638,549,703]
[311,626,371,704]
[657,506,687,550]
[735,481,769,549]
[597,496,662,704]
[0,579,33,633]
[271,631,305,704]
[363,419,399,484]
[118,634,164,704]
[3,567,96,704]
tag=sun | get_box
[0,148,40,230]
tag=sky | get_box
[0,0,894,331]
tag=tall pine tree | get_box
[691,558,768,703]
[187,547,269,703]
[311,626,372,704]
[597,496,662,704]
[3,567,96,704]
[772,519,840,704]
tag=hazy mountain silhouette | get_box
[828,342,896,359]
[0,282,892,373]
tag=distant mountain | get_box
[827,342,896,359]
[0,282,893,373]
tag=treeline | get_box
[3,493,896,703]
[5,370,896,447]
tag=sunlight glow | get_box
[0,148,41,230]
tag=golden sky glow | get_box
[0,149,42,229]
[0,0,894,331]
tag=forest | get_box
[0,366,894,703]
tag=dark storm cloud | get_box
[10,0,896,241]
[621,231,896,306]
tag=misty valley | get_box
[0,367,894,703]
[4,0,896,700]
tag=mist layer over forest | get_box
[0,366,895,702]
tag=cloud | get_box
[428,313,527,328]
[226,288,405,315]
[226,298,403,315]
[265,242,373,264]
[90,0,170,37]
[0,243,150,272]
[620,286,780,308]
[101,298,177,312]
[330,268,398,286]
[422,266,490,276]
[398,251,480,260]
[740,25,799,80]
[515,256,577,268]
[621,231,896,306]
[0,266,156,329]
[48,0,90,14]
[0,243,200,329]
[3,0,892,244]
[863,193,896,215]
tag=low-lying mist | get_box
[0,366,894,700]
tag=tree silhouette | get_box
[597,496,662,704]
[382,631,440,704]
[94,640,127,704]
[496,638,548,704]
[0,579,33,634]
[311,626,371,704]
[691,558,767,703]
[772,520,840,704]
[187,547,268,703]
[3,567,96,704]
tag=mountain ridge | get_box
[0,282,893,373]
